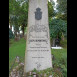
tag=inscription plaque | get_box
[35,8,42,20]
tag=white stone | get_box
[24,0,52,73]
[51,46,63,49]
[20,62,24,66]
[49,75,52,77]
[15,56,20,63]
[11,72,13,76]
[13,69,16,72]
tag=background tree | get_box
[48,1,55,19]
[9,0,28,37]
[18,1,28,36]
[56,0,67,20]
[9,0,21,36]
[49,18,67,46]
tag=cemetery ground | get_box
[9,38,67,76]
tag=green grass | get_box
[9,38,26,69]
[52,48,67,77]
[52,48,67,60]
[60,39,67,48]
[51,48,67,68]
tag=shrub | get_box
[60,39,67,48]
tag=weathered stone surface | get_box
[24,0,52,73]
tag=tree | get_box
[56,13,67,20]
[56,0,67,20]
[9,0,28,36]
[48,1,54,19]
[18,1,28,36]
[57,0,67,14]
[9,0,21,36]
[49,18,67,46]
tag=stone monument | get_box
[24,0,52,73]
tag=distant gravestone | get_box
[24,0,52,73]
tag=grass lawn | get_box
[52,48,67,77]
[9,38,67,76]
[52,48,67,61]
[9,38,26,69]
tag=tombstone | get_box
[24,0,52,73]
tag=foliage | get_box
[60,39,67,48]
[9,0,20,25]
[56,12,67,20]
[48,1,55,19]
[19,1,28,24]
[9,28,14,39]
[9,0,28,36]
[26,67,63,77]
[56,0,67,20]
[57,0,67,14]
[49,18,67,40]
[14,25,19,34]
[19,1,28,35]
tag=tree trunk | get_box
[22,24,25,37]
[15,31,17,37]
[61,32,64,41]
[10,25,12,30]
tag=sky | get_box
[20,0,58,10]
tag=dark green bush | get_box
[60,39,67,48]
